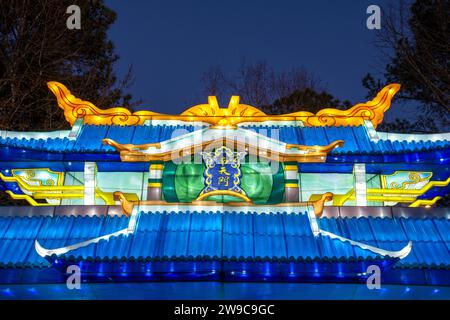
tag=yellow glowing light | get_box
[285,183,299,188]
[308,177,449,206]
[0,172,138,206]
[195,190,252,203]
[409,197,441,208]
[113,191,333,217]
[148,182,162,188]
[149,164,164,170]
[5,191,51,206]
[48,81,400,128]
[368,178,450,195]
[0,172,82,192]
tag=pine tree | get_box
[0,0,136,131]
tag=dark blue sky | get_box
[106,0,407,120]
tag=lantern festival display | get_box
[0,81,448,285]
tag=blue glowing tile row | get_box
[0,137,76,152]
[78,124,200,152]
[1,213,450,268]
[121,211,358,260]
[0,215,128,265]
[0,125,448,155]
[0,124,200,153]
[35,213,450,265]
[244,125,450,154]
[317,217,450,266]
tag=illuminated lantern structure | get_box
[0,81,448,285]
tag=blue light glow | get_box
[27,287,37,294]
[2,288,13,296]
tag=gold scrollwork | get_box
[25,170,35,179]
[382,171,433,190]
[48,81,400,128]
[11,168,64,187]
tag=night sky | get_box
[105,0,408,120]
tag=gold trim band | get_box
[150,164,164,170]
[285,183,299,188]
[196,190,252,203]
[113,191,334,217]
[148,182,162,188]
[409,197,441,207]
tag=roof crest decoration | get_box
[48,81,400,128]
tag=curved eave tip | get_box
[396,241,413,260]
[386,83,401,94]
[376,83,401,100]
[47,81,67,92]
[34,239,50,258]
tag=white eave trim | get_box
[0,130,71,140]
[376,131,450,143]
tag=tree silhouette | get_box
[0,0,138,131]
[202,60,350,114]
[363,0,449,131]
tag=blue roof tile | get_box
[317,236,355,259]
[223,212,253,235]
[1,125,448,156]
[129,231,159,258]
[340,217,376,242]
[0,212,449,270]
[409,241,450,265]
[367,217,409,242]
[282,213,311,236]
[285,235,320,259]
[433,219,450,242]
[159,230,189,257]
[188,231,221,257]
[254,234,287,258]
[254,213,284,235]
[223,233,253,258]
[400,218,442,241]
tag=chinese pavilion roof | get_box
[0,81,449,287]
[0,81,448,162]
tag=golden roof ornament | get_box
[47,81,400,128]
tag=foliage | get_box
[0,0,137,131]
[363,0,449,130]
[202,60,351,114]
